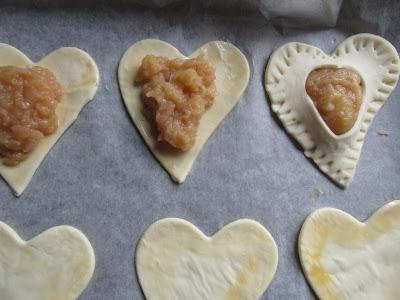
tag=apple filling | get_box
[135,55,217,151]
[306,67,363,135]
[0,66,64,166]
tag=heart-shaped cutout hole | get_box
[0,221,95,299]
[305,67,364,135]
[118,40,249,183]
[136,218,278,299]
[0,44,99,196]
[299,200,400,300]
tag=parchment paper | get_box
[0,1,399,299]
[8,0,344,26]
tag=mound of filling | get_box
[135,55,217,151]
[0,66,64,166]
[306,67,363,135]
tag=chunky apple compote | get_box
[0,66,64,166]
[306,67,363,135]
[135,55,217,151]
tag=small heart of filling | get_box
[135,55,217,151]
[306,67,363,135]
[0,66,64,166]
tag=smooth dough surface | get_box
[0,221,95,300]
[136,218,278,300]
[118,39,249,183]
[0,44,100,196]
[299,200,400,300]
[265,34,400,187]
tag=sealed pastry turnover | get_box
[135,55,217,151]
[0,66,64,166]
[118,39,250,183]
[265,34,400,187]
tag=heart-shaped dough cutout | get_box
[299,200,400,300]
[136,218,278,299]
[118,40,249,183]
[265,34,400,187]
[0,221,95,300]
[0,44,100,196]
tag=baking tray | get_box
[0,1,399,299]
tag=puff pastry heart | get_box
[0,44,100,196]
[299,201,400,300]
[265,34,400,187]
[136,218,278,300]
[0,221,95,300]
[118,40,249,183]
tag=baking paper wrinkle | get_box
[10,0,400,34]
[10,0,342,27]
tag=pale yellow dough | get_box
[0,221,95,300]
[136,218,278,300]
[118,40,249,183]
[0,44,100,196]
[299,201,400,300]
[265,34,400,187]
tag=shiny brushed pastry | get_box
[0,221,95,300]
[136,218,278,299]
[118,40,249,183]
[0,44,100,196]
[299,201,400,300]
[265,34,400,187]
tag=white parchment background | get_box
[0,1,399,299]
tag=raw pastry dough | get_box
[136,218,278,300]
[118,40,249,183]
[0,221,95,300]
[0,44,100,196]
[265,34,400,187]
[299,200,400,300]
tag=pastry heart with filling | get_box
[0,221,95,300]
[118,40,249,183]
[0,44,99,196]
[265,34,400,187]
[136,218,278,299]
[299,200,400,300]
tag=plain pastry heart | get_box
[299,200,400,300]
[118,39,250,183]
[136,218,278,300]
[0,44,100,196]
[0,221,95,300]
[265,34,400,188]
